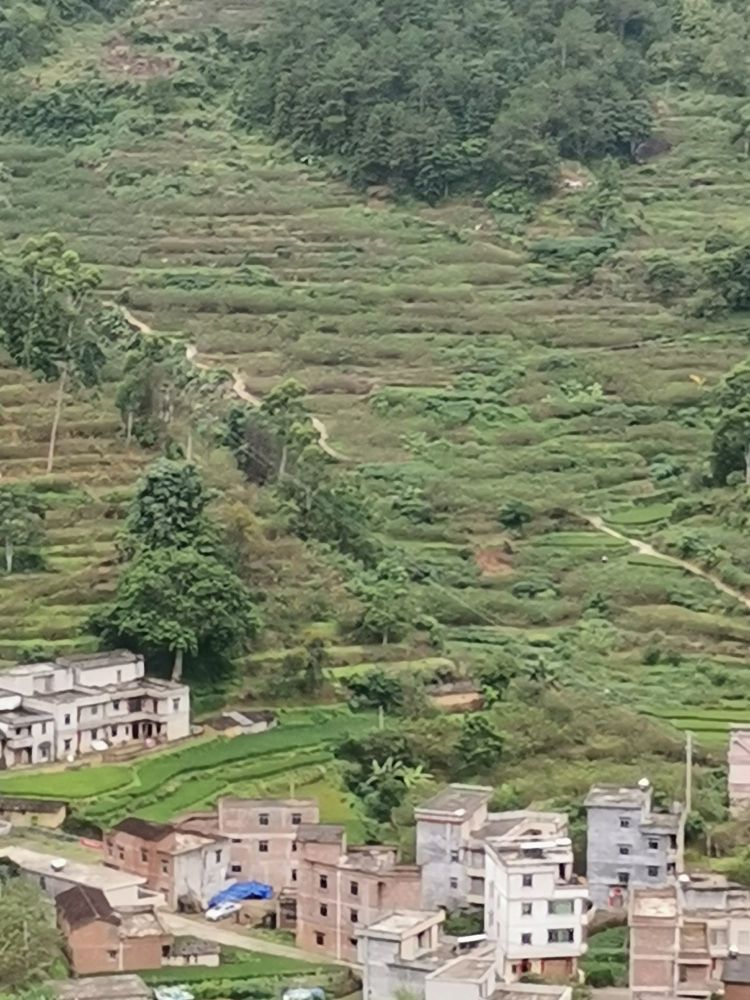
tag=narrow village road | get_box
[113,304,347,461]
[161,912,352,966]
[584,513,750,613]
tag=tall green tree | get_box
[0,233,106,472]
[0,485,45,573]
[0,878,62,990]
[92,546,262,681]
[260,377,317,479]
[124,459,215,554]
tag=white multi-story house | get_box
[484,817,590,981]
[0,650,190,768]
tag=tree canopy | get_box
[0,878,62,990]
[233,0,664,199]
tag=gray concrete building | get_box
[585,781,683,909]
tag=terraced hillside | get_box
[2,0,750,744]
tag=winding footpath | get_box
[583,513,750,613]
[116,305,347,461]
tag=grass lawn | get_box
[141,955,326,983]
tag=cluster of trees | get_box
[90,459,262,680]
[0,0,130,71]
[232,0,666,199]
[0,861,62,991]
[711,363,750,486]
[0,234,113,473]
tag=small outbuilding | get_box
[0,795,67,829]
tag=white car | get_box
[205,901,241,921]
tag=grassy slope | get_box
[2,2,750,743]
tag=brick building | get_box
[724,955,750,1000]
[56,885,171,975]
[296,824,422,962]
[105,817,229,910]
[180,796,319,892]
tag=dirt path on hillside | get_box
[583,513,750,613]
[114,305,347,460]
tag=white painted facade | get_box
[0,651,189,768]
[484,828,589,980]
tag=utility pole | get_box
[679,730,693,870]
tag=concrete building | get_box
[416,784,493,910]
[484,816,589,981]
[585,782,683,908]
[724,955,750,1000]
[0,795,66,828]
[629,875,750,1000]
[729,728,750,817]
[105,817,229,910]
[0,650,189,768]
[296,823,422,962]
[2,845,157,908]
[56,884,171,975]
[180,796,319,892]
[358,909,574,1000]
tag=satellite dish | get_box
[638,777,651,791]
[50,858,67,872]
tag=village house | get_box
[728,728,750,817]
[0,794,66,829]
[179,795,319,893]
[629,874,750,1000]
[358,908,574,1000]
[2,844,160,908]
[56,884,171,976]
[585,780,683,908]
[296,823,422,962]
[0,650,189,768]
[484,815,590,981]
[105,816,229,911]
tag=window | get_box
[315,933,325,947]
[91,704,99,716]
[548,929,575,944]
[320,904,328,917]
[107,950,118,961]
[450,878,459,890]
[351,909,359,923]
[350,937,358,947]
[648,838,659,851]
[259,813,269,827]
[64,738,72,751]
[112,725,119,737]
[41,722,46,734]
[291,869,298,883]
[116,670,122,683]
[161,859,168,874]
[259,841,269,853]
[140,849,148,863]
[118,848,125,861]
[215,850,222,863]
[620,817,631,828]
[320,875,328,890]
[292,841,298,853]
[64,714,71,726]
[450,850,460,863]
[350,881,359,897]
[618,871,630,885]
[522,874,533,888]
[521,933,532,945]
[549,900,574,915]
[292,813,302,825]
[162,945,171,959]
[113,701,120,711]
[231,864,242,874]
[522,903,533,916]
[172,698,180,711]
[618,845,631,856]
[648,866,659,878]
[679,966,688,984]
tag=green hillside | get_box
[1,2,750,766]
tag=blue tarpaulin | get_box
[208,881,272,907]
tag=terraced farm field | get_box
[2,0,750,748]
[0,708,372,835]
